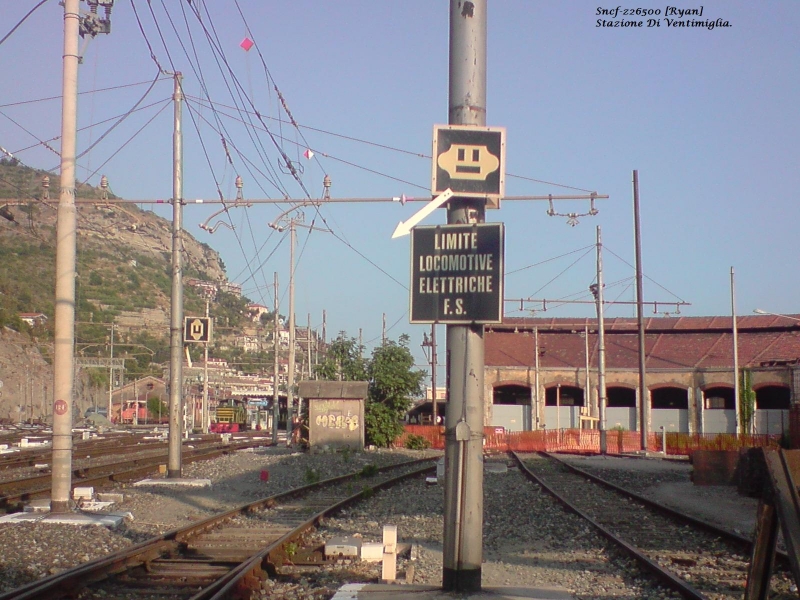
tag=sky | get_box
[1,1,798,384]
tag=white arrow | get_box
[391,188,454,239]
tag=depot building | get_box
[483,314,800,435]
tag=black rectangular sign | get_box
[410,223,504,324]
[184,316,212,343]
[432,124,506,208]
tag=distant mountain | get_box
[0,160,249,423]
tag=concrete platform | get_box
[0,510,127,528]
[133,477,211,487]
[331,584,573,599]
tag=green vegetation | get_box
[739,369,756,434]
[359,464,379,478]
[404,433,431,450]
[315,333,424,447]
[303,467,320,485]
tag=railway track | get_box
[0,437,271,512]
[512,452,796,600]
[0,456,435,600]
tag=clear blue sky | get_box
[2,1,798,380]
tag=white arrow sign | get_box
[391,188,454,239]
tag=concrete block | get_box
[73,486,94,500]
[485,462,508,474]
[360,542,383,562]
[158,464,167,474]
[24,499,51,513]
[381,551,397,582]
[691,450,740,486]
[383,524,397,554]
[325,536,361,558]
[97,492,124,503]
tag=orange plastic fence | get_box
[397,425,783,455]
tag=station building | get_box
[484,314,800,436]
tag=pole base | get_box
[168,469,182,479]
[49,500,71,514]
[442,567,481,593]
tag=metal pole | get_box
[168,73,184,477]
[286,221,296,446]
[307,313,313,380]
[557,383,561,435]
[534,327,540,428]
[731,266,741,435]
[107,324,114,420]
[431,324,438,425]
[584,325,590,417]
[596,226,608,454]
[442,1,486,592]
[51,0,80,513]
[272,272,280,444]
[202,297,209,434]
[633,170,648,451]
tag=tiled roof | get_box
[486,315,800,370]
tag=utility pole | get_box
[51,0,116,512]
[534,327,540,428]
[322,310,327,346]
[593,226,608,454]
[286,221,296,446]
[382,313,386,345]
[431,324,438,424]
[731,266,740,435]
[307,313,313,380]
[107,323,114,419]
[272,272,280,444]
[633,169,648,452]
[583,325,590,415]
[442,0,486,592]
[51,0,82,513]
[168,72,185,477]
[202,294,210,433]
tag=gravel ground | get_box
[0,446,777,599]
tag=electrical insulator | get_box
[100,175,108,190]
[323,174,331,200]
[235,175,243,190]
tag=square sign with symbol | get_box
[184,317,212,343]
[432,124,506,208]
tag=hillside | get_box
[0,160,248,422]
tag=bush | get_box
[404,433,431,450]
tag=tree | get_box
[316,333,424,447]
[365,335,424,447]
[315,333,367,381]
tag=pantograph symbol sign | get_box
[184,317,212,343]
[432,124,506,209]
[54,399,68,416]
[410,222,504,324]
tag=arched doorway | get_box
[755,385,791,435]
[492,384,532,431]
[606,386,636,431]
[651,386,689,432]
[703,386,735,434]
[544,385,584,430]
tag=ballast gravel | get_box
[0,445,764,600]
